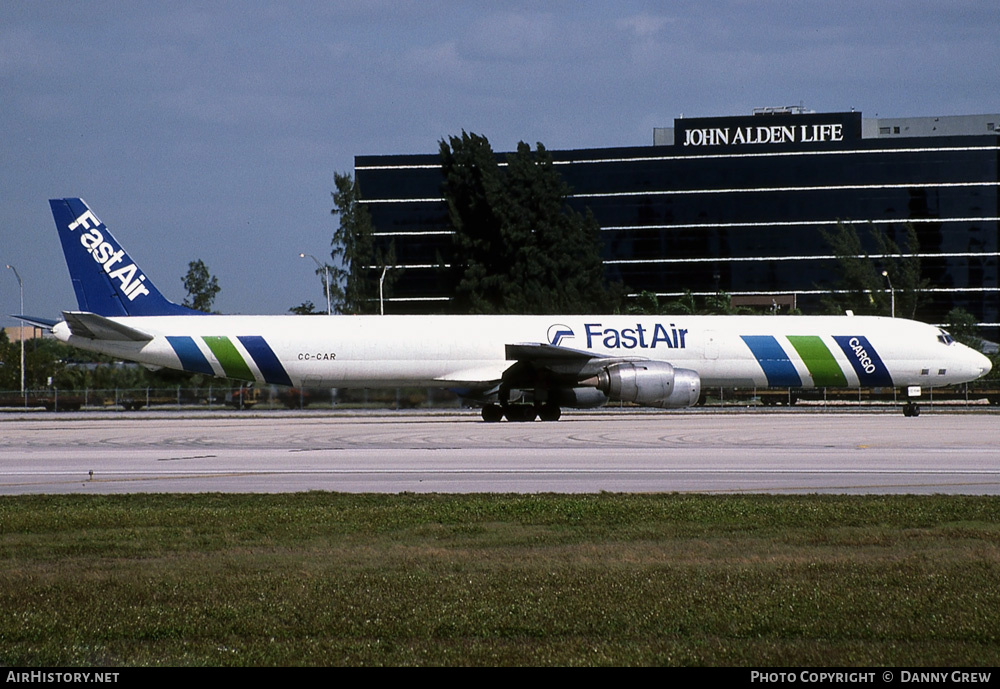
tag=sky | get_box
[2,1,999,327]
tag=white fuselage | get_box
[52,314,992,392]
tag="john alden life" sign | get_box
[676,111,862,149]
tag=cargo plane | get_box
[26,198,992,420]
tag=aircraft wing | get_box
[504,342,643,380]
[62,311,154,342]
[432,343,640,388]
[434,363,514,386]
[505,342,602,362]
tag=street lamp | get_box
[299,253,331,315]
[5,264,24,393]
[379,265,389,316]
[881,270,895,318]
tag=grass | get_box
[1,492,999,666]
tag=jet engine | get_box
[590,361,701,409]
[548,386,609,409]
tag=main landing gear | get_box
[481,403,561,422]
[902,402,921,417]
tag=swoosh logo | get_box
[548,324,574,347]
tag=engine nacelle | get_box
[593,361,702,409]
[548,386,610,409]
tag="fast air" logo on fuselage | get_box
[584,322,688,349]
[68,210,150,302]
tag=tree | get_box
[439,132,506,313]
[0,327,17,390]
[330,172,396,314]
[23,337,68,389]
[820,222,928,318]
[440,132,616,314]
[500,142,611,313]
[944,307,1000,380]
[182,259,220,313]
[628,289,749,315]
[289,300,320,315]
[624,290,664,315]
[944,307,982,349]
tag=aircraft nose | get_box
[964,346,993,379]
[977,350,993,377]
[954,343,992,381]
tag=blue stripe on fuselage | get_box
[166,336,214,376]
[238,335,293,386]
[741,335,802,387]
[832,335,894,387]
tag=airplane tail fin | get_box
[49,198,203,317]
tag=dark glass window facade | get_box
[355,111,999,339]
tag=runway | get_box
[1,409,999,495]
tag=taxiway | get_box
[1,409,998,495]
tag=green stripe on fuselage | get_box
[786,335,847,387]
[202,336,255,382]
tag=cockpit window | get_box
[937,329,955,345]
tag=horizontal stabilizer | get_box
[11,314,59,329]
[62,311,153,342]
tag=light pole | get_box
[5,264,24,393]
[881,270,895,318]
[299,253,331,315]
[379,265,389,316]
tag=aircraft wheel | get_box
[482,404,504,422]
[903,402,921,417]
[538,403,561,422]
[504,404,536,422]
